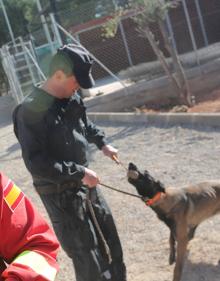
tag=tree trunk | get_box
[139,25,183,102]
[158,19,192,106]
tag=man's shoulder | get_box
[23,87,54,112]
[13,93,47,126]
[15,87,55,120]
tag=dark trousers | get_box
[39,186,126,281]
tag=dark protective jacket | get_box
[13,87,107,187]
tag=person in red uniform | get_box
[0,171,59,281]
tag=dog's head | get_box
[127,162,165,199]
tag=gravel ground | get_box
[1,116,220,281]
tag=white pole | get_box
[35,0,55,54]
[181,0,201,68]
[19,37,37,84]
[194,0,208,46]
[0,0,16,46]
[24,45,46,80]
[49,13,63,47]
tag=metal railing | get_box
[0,38,46,103]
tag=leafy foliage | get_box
[0,0,35,44]
[130,0,179,21]
[102,0,180,38]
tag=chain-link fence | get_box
[10,0,220,82]
[1,0,220,101]
[53,0,220,82]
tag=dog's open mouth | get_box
[127,162,166,201]
[127,169,139,180]
[127,162,139,180]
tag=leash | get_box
[86,190,112,264]
[86,155,162,263]
[102,155,163,206]
[99,182,142,199]
[85,155,140,263]
[86,183,141,264]
[99,155,142,199]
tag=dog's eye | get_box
[127,170,139,179]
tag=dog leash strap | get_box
[86,190,112,264]
[99,182,142,199]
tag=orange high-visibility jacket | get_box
[0,172,59,281]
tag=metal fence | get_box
[1,0,220,103]
[29,0,220,79]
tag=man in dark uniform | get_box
[12,44,126,281]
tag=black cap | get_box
[57,44,95,89]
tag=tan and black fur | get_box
[127,162,220,281]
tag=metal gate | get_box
[0,37,46,104]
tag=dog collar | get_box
[144,192,163,206]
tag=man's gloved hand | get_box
[102,144,118,161]
[82,167,100,188]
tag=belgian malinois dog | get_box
[127,162,220,281]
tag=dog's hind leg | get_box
[169,231,176,265]
[188,226,197,240]
[173,221,188,281]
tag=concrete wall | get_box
[85,59,220,112]
[88,112,220,128]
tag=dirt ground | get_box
[1,92,220,281]
[137,88,220,113]
[188,88,220,113]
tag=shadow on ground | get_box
[182,260,220,281]
[0,95,15,128]
[0,115,12,129]
[0,143,20,161]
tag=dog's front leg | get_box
[173,222,188,281]
[169,231,176,265]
